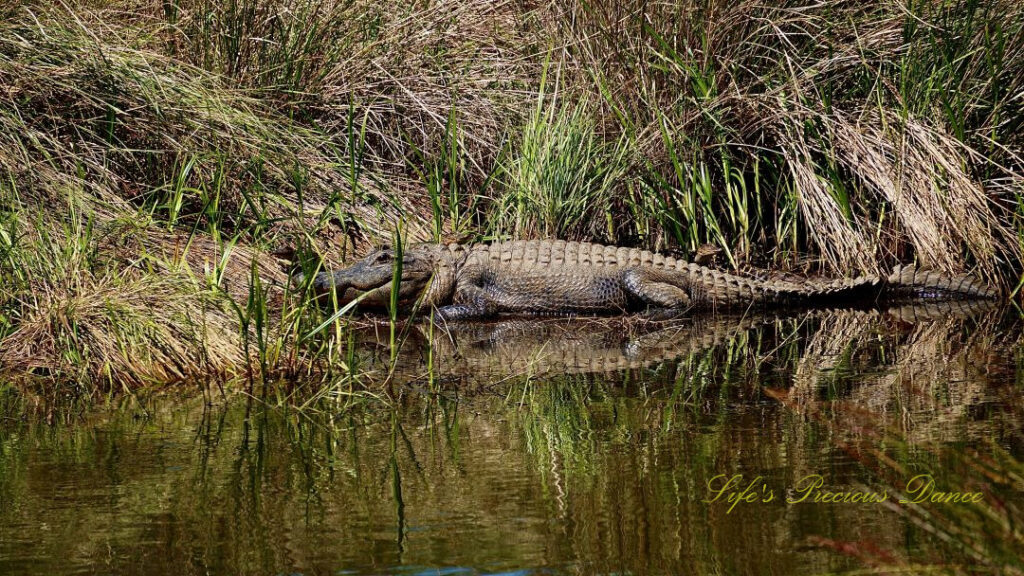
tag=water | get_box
[1,304,1022,575]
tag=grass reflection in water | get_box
[0,303,1021,575]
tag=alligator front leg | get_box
[623,268,692,313]
[436,283,500,321]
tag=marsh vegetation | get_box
[1,0,1023,390]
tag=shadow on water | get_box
[0,302,1022,575]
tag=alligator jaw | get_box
[327,264,393,292]
[311,251,438,309]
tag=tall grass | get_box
[0,0,1022,392]
[491,83,630,240]
[557,0,1022,274]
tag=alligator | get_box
[307,240,997,320]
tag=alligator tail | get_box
[882,265,997,300]
[760,265,997,305]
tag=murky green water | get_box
[1,304,1022,575]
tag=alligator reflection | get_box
[0,302,1020,576]
[356,299,1005,386]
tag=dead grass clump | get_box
[2,271,239,390]
[0,4,424,246]
[0,196,243,389]
[157,0,535,190]
[551,0,1023,281]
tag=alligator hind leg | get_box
[623,268,692,313]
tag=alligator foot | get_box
[432,304,484,321]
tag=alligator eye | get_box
[373,252,393,265]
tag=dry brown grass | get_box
[552,0,1023,279]
[1,0,1022,392]
[0,4,427,248]
[0,205,240,388]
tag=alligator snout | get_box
[312,267,387,293]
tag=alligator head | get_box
[311,245,441,309]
